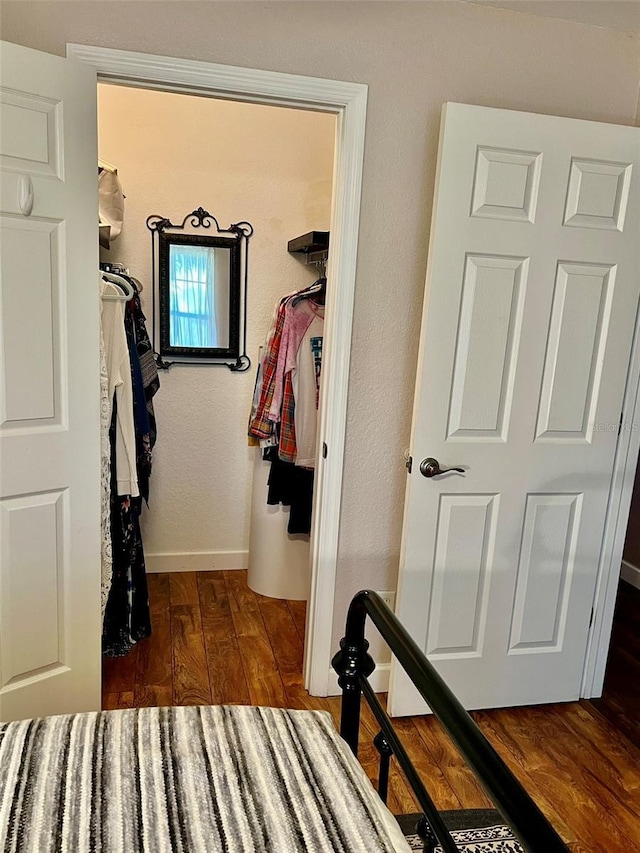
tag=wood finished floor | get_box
[103,570,640,852]
[589,580,640,751]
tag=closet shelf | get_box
[287,231,329,254]
[287,231,329,265]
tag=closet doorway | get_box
[69,42,367,703]
[97,81,339,708]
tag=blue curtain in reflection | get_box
[169,245,217,348]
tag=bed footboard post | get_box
[373,731,393,804]
[331,592,375,756]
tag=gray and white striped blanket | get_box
[0,704,411,853]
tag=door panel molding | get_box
[447,253,528,441]
[508,492,582,654]
[563,157,633,232]
[535,261,617,442]
[471,146,543,223]
[426,493,498,658]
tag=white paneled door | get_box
[389,103,640,716]
[0,41,100,719]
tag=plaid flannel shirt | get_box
[278,372,297,463]
[248,300,288,441]
[250,291,320,462]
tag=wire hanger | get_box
[101,270,135,300]
[292,269,326,307]
[314,256,327,279]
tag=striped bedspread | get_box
[0,704,410,852]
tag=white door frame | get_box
[66,43,368,697]
[582,301,640,698]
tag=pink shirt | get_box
[268,299,325,423]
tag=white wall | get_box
[3,0,639,657]
[97,84,335,565]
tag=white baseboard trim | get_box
[621,559,640,590]
[146,551,248,574]
[324,663,390,697]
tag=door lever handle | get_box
[419,457,465,478]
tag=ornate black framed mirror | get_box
[146,208,253,370]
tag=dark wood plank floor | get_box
[588,580,640,750]
[103,570,640,852]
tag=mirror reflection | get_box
[158,231,240,360]
[169,244,230,349]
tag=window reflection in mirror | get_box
[168,244,231,349]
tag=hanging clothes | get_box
[248,279,325,535]
[130,285,160,451]
[268,299,322,422]
[125,294,152,504]
[265,447,315,536]
[100,280,139,498]
[100,272,158,656]
[99,322,113,620]
[102,403,151,656]
[249,280,325,457]
[268,299,324,466]
[249,294,294,442]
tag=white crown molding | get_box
[66,44,366,110]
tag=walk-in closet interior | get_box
[97,82,336,707]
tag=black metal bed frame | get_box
[332,590,569,853]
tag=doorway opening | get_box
[97,80,340,707]
[68,42,368,704]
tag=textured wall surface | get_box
[97,85,334,558]
[3,0,639,660]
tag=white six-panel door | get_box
[389,103,640,716]
[0,41,101,719]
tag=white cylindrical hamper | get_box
[247,450,310,601]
